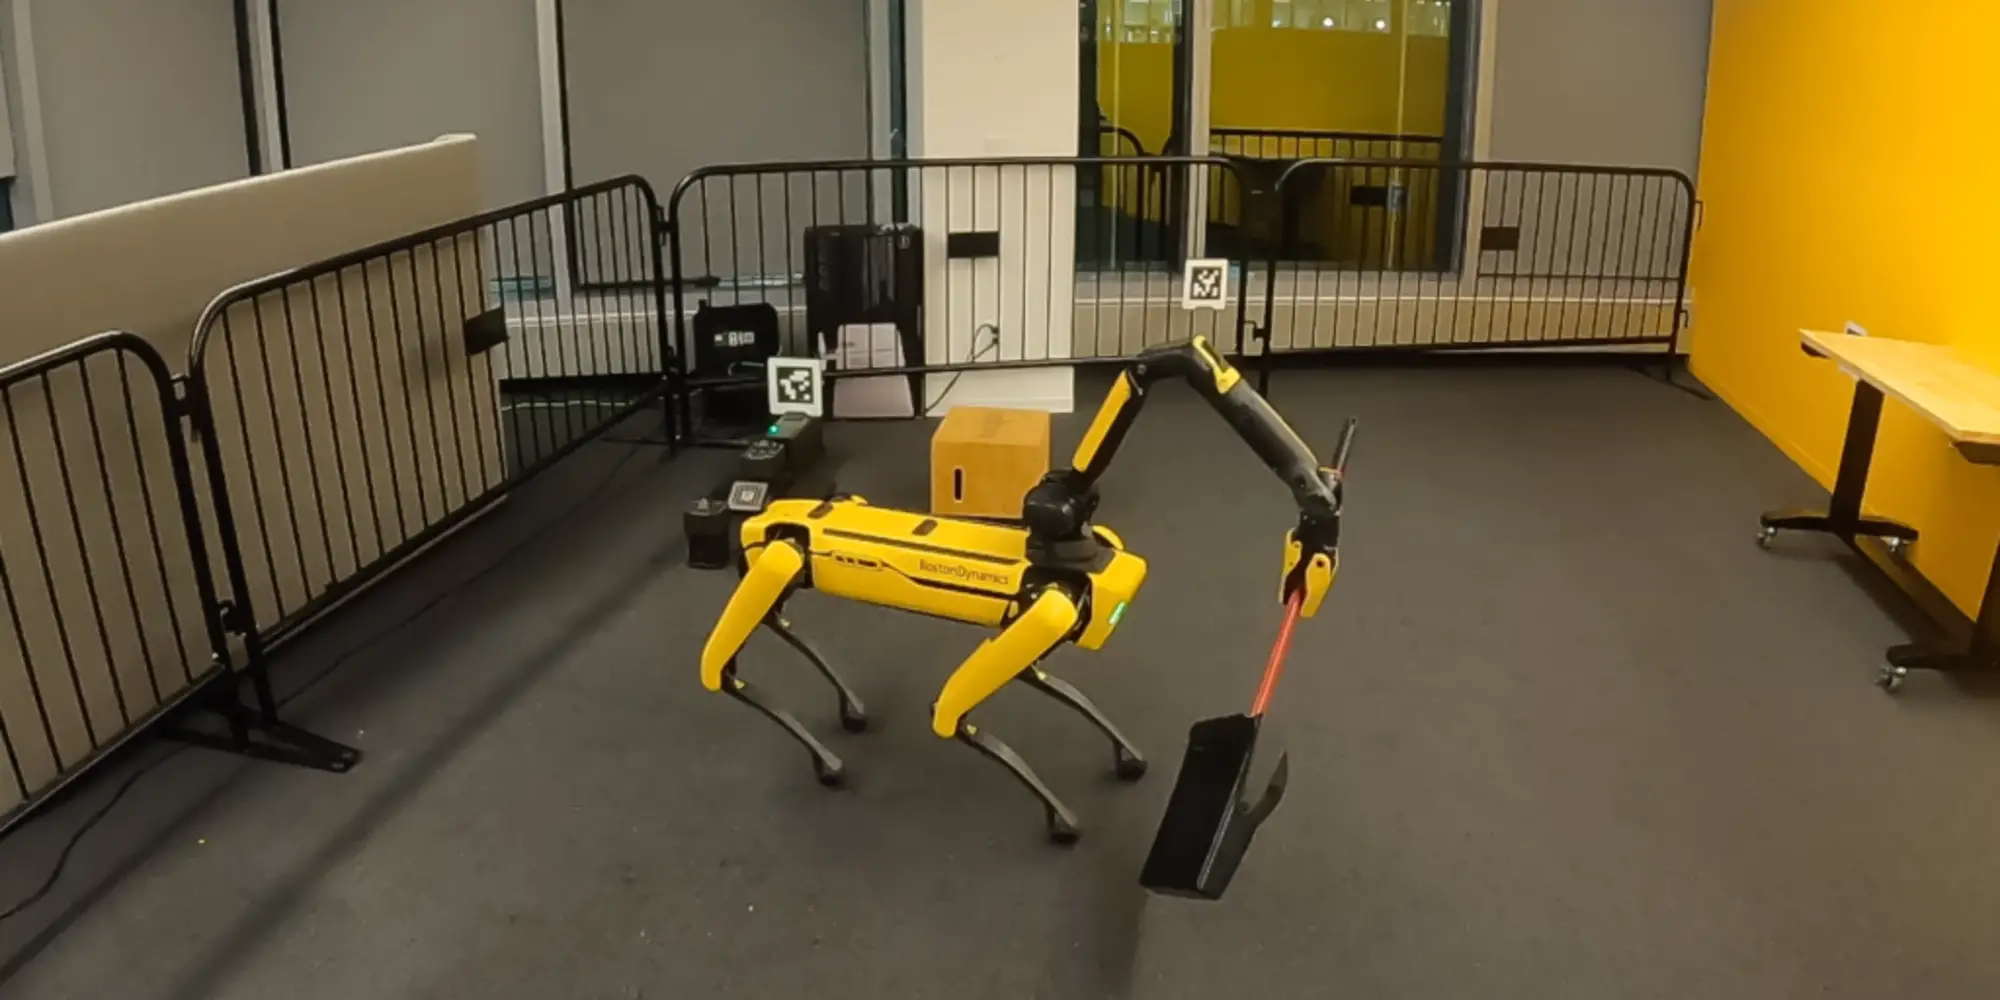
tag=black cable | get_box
[0,436,651,925]
[921,325,1002,417]
[0,747,188,923]
[276,437,649,709]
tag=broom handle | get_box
[1251,590,1305,718]
[1249,418,1351,718]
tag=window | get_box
[1259,0,1428,33]
[1111,0,1181,42]
[1079,0,1184,268]
[1083,0,1474,271]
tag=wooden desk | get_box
[1758,329,2000,691]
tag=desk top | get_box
[1802,329,2000,447]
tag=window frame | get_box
[1083,0,1481,271]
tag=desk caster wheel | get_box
[1048,813,1082,846]
[1875,666,1908,694]
[1885,537,1911,558]
[814,758,846,787]
[1756,526,1777,550]
[1114,749,1148,782]
[840,706,869,734]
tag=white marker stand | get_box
[1181,258,1230,311]
[766,357,826,418]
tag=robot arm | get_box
[1023,337,1355,617]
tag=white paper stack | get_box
[830,322,916,419]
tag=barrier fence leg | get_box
[162,612,362,774]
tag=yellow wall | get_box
[1689,1,2000,615]
[1095,14,1449,157]
[1211,31,1447,136]
[1097,39,1176,155]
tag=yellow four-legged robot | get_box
[698,337,1344,842]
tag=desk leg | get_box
[1758,381,1920,549]
[1879,536,2000,691]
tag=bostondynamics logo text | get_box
[918,558,1012,587]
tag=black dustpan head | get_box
[1139,713,1290,900]
[1140,418,1348,900]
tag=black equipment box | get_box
[766,412,824,467]
[684,496,735,570]
[691,302,782,431]
[683,416,835,570]
[738,440,791,492]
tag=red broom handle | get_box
[1250,590,1305,718]
[1249,417,1352,718]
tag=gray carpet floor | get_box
[2,365,1998,999]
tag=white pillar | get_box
[247,0,286,171]
[0,34,14,179]
[5,0,54,223]
[909,0,1078,413]
[534,0,572,302]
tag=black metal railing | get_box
[185,176,674,649]
[0,180,674,836]
[1207,131,1426,263]
[1249,159,1695,368]
[1207,130,1445,264]
[1209,127,1443,162]
[664,156,1257,425]
[0,333,246,832]
[0,153,1696,836]
[1099,124,1150,158]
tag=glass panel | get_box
[1078,0,1183,270]
[1205,0,1459,268]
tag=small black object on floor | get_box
[683,414,835,570]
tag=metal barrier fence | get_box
[0,333,245,831]
[1208,131,1445,265]
[1099,124,1150,158]
[664,157,1257,422]
[1250,158,1695,361]
[0,179,671,836]
[186,176,673,650]
[1209,128,1442,162]
[0,154,1693,835]
[664,154,1693,406]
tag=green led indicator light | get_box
[1109,602,1127,626]
[768,424,781,435]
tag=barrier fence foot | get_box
[163,698,362,774]
[1633,355,1714,401]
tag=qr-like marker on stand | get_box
[766,357,825,418]
[1181,259,1230,311]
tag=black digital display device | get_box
[691,303,783,433]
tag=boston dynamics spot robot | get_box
[698,336,1347,843]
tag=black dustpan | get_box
[1139,591,1304,900]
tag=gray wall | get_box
[26,0,249,218]
[1488,0,1714,177]
[277,0,545,208]
[564,0,871,198]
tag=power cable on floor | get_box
[0,436,652,925]
[0,748,188,923]
[922,324,1002,417]
[276,440,648,709]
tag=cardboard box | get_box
[930,406,1051,519]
